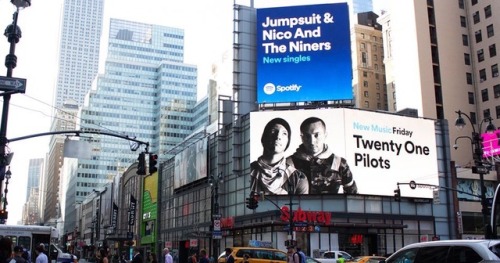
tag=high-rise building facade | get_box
[26,158,43,203]
[379,0,500,238]
[352,12,387,110]
[44,100,80,224]
[63,19,202,232]
[53,0,104,108]
[43,0,104,226]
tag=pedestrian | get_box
[224,248,233,263]
[0,237,13,263]
[198,250,208,263]
[99,249,109,263]
[34,244,48,263]
[163,248,172,263]
[10,246,27,263]
[131,248,143,263]
[286,247,299,263]
[148,253,157,263]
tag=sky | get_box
[0,0,387,224]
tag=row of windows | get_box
[472,4,493,24]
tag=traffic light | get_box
[149,153,158,174]
[246,194,259,209]
[0,210,8,220]
[394,188,401,202]
[246,197,252,209]
[137,153,146,175]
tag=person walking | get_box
[34,244,48,263]
[163,248,172,263]
[131,248,143,263]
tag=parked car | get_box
[346,256,386,263]
[382,239,500,263]
[306,256,322,263]
[218,247,288,263]
[314,251,353,263]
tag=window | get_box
[374,54,378,61]
[490,44,497,57]
[470,112,477,124]
[361,43,366,50]
[475,30,482,43]
[487,24,494,38]
[467,72,473,84]
[472,0,478,5]
[482,88,489,102]
[375,73,379,79]
[460,16,466,27]
[480,69,487,82]
[468,92,475,104]
[364,101,369,108]
[473,11,480,24]
[363,71,368,77]
[362,52,367,65]
[372,36,377,41]
[494,84,500,98]
[484,109,491,119]
[363,81,368,87]
[497,106,500,119]
[462,34,469,46]
[492,64,499,77]
[477,49,484,62]
[459,0,464,9]
[464,53,471,65]
[415,247,449,262]
[364,91,369,97]
[448,246,483,263]
[485,5,492,18]
[361,33,365,39]
[376,83,380,90]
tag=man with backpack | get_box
[296,248,306,263]
[287,247,301,263]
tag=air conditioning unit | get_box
[494,73,499,77]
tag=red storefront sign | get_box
[280,206,332,224]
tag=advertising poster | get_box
[249,108,439,198]
[256,3,353,103]
[174,137,208,188]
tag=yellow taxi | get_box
[217,245,288,263]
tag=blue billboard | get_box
[256,3,353,103]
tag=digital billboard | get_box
[482,130,500,158]
[174,137,208,188]
[249,108,439,198]
[256,3,353,103]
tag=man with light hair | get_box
[163,248,173,263]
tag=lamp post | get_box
[454,110,496,239]
[209,172,223,259]
[0,0,31,223]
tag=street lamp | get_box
[209,172,223,258]
[0,0,31,224]
[454,110,496,239]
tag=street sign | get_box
[0,76,26,93]
[212,230,222,239]
[472,166,489,174]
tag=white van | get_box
[382,239,500,263]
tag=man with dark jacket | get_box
[131,248,143,263]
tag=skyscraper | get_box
[63,19,201,231]
[43,0,104,225]
[53,0,104,108]
[26,158,43,203]
[379,0,500,238]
